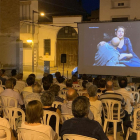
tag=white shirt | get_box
[0,117,10,139]
[15,80,26,93]
[21,122,56,140]
[23,86,33,93]
[115,88,134,114]
[0,89,24,107]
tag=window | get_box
[118,3,124,6]
[44,39,51,55]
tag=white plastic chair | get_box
[52,101,63,108]
[77,90,87,96]
[126,108,140,140]
[61,113,74,124]
[63,134,97,140]
[3,106,25,130]
[132,92,139,103]
[42,110,60,135]
[72,84,81,88]
[18,127,51,140]
[0,96,18,107]
[0,125,11,140]
[102,99,124,140]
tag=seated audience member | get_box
[15,73,26,93]
[97,79,107,94]
[53,72,61,84]
[0,70,6,85]
[0,79,24,107]
[42,81,51,92]
[115,77,135,115]
[87,85,102,124]
[61,96,113,140]
[43,72,49,77]
[78,81,89,97]
[100,81,127,121]
[47,74,53,84]
[11,69,17,80]
[0,117,16,140]
[9,78,20,93]
[66,79,73,89]
[112,76,120,90]
[72,74,79,84]
[23,76,35,92]
[79,74,88,86]
[87,76,93,85]
[56,76,66,90]
[93,78,100,89]
[58,88,93,120]
[24,83,42,106]
[49,84,64,103]
[28,73,36,79]
[1,69,8,79]
[41,91,61,131]
[21,100,57,140]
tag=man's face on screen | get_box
[116,28,124,39]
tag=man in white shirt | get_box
[0,79,24,107]
[115,77,135,114]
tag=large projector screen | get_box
[78,22,140,76]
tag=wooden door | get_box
[56,39,78,67]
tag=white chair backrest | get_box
[63,134,97,140]
[133,108,140,130]
[101,99,121,121]
[0,125,11,140]
[1,96,18,107]
[72,84,81,88]
[52,101,62,109]
[42,110,60,135]
[132,92,139,103]
[61,113,74,124]
[18,127,51,140]
[3,106,25,130]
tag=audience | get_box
[9,78,20,93]
[21,100,57,140]
[0,70,6,85]
[61,96,113,140]
[0,79,24,107]
[1,69,8,79]
[11,69,17,80]
[72,74,78,84]
[97,79,107,93]
[56,76,66,90]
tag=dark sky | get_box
[77,0,100,14]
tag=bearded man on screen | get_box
[93,37,126,66]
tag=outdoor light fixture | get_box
[40,12,45,16]
[27,39,33,43]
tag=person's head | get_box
[93,78,100,88]
[111,37,120,48]
[57,76,65,83]
[106,81,113,91]
[43,81,51,90]
[55,72,61,79]
[82,80,88,89]
[115,26,126,39]
[28,74,36,79]
[26,77,35,86]
[66,79,73,88]
[11,69,17,76]
[72,96,90,118]
[49,84,60,96]
[9,78,16,87]
[118,77,127,88]
[5,79,14,89]
[82,74,87,81]
[33,83,42,93]
[41,91,55,106]
[1,69,5,75]
[72,74,78,82]
[99,79,106,88]
[43,72,49,77]
[88,76,93,82]
[16,73,23,80]
[87,85,97,97]
[26,100,43,123]
[66,88,78,101]
[47,74,53,83]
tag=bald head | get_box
[111,37,120,48]
[66,88,78,101]
[106,81,113,91]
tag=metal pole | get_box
[32,10,34,72]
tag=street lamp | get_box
[32,10,45,72]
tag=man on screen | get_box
[93,37,126,66]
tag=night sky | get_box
[77,0,100,14]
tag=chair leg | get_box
[103,120,108,133]
[121,121,124,134]
[125,127,130,140]
[113,122,117,140]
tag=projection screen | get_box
[78,21,140,76]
